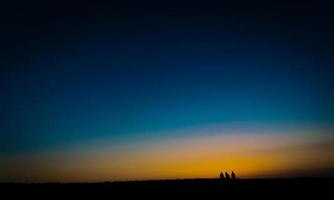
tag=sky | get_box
[1,1,334,182]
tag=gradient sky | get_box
[1,1,334,182]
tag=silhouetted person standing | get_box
[220,172,225,180]
[231,171,236,180]
[225,172,230,180]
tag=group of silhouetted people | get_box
[220,171,236,180]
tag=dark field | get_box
[2,178,333,198]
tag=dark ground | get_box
[1,178,333,199]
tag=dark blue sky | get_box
[1,1,334,154]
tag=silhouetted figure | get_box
[225,172,230,180]
[220,172,225,180]
[231,171,236,180]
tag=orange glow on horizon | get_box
[1,125,333,182]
